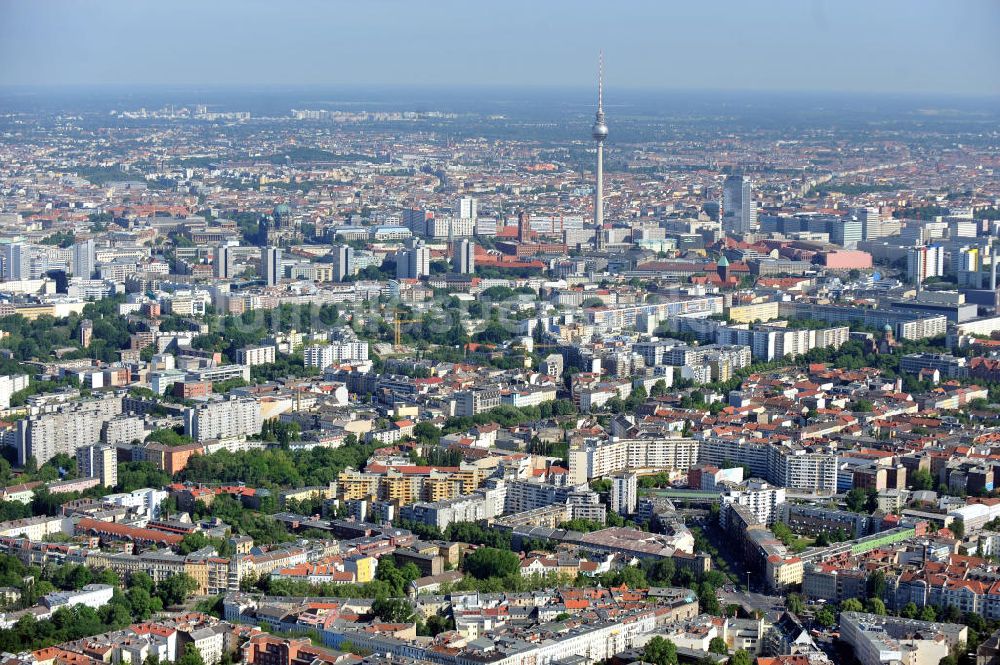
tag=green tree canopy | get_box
[463,547,520,580]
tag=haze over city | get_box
[1,0,998,95]
[0,4,998,665]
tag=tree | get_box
[412,422,441,445]
[951,519,965,540]
[642,636,678,665]
[463,547,520,580]
[845,488,870,513]
[708,636,727,654]
[815,607,836,627]
[424,614,454,636]
[910,469,934,490]
[178,532,210,555]
[375,557,407,596]
[177,643,205,665]
[128,572,153,593]
[601,565,648,589]
[127,587,161,620]
[156,573,199,606]
[371,596,415,623]
[646,557,675,586]
[699,582,721,615]
[840,598,864,613]
[730,651,753,665]
[786,593,805,615]
[867,570,886,600]
[920,605,937,622]
[942,604,962,623]
[865,598,886,615]
[901,602,918,619]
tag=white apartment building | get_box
[570,436,837,494]
[611,472,637,516]
[839,612,962,665]
[303,341,369,369]
[101,415,145,446]
[78,443,119,488]
[775,450,840,493]
[501,386,558,409]
[720,479,786,528]
[43,584,114,611]
[568,438,701,484]
[400,483,507,531]
[455,197,478,219]
[0,515,73,540]
[0,374,29,409]
[717,325,849,361]
[16,394,123,465]
[102,488,168,520]
[235,345,276,367]
[455,387,502,417]
[183,397,262,442]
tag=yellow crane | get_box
[392,311,421,349]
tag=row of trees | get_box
[0,297,131,365]
[178,441,377,489]
[643,635,752,665]
[0,558,200,652]
[441,400,577,434]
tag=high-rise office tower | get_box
[592,53,608,250]
[214,245,233,279]
[850,206,882,240]
[611,472,638,516]
[396,239,430,279]
[262,246,281,286]
[77,443,118,488]
[332,244,355,282]
[830,218,863,248]
[722,175,757,236]
[72,239,96,278]
[402,208,432,236]
[454,238,475,274]
[455,197,478,220]
[907,244,944,284]
[2,243,28,281]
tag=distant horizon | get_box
[1,0,996,96]
[2,83,1000,98]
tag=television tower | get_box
[592,52,608,251]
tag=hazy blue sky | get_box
[1,0,997,95]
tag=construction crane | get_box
[392,311,421,349]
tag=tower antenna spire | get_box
[591,52,608,251]
[598,51,604,113]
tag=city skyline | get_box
[0,0,997,96]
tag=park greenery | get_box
[0,555,199,652]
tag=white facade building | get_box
[183,397,262,442]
